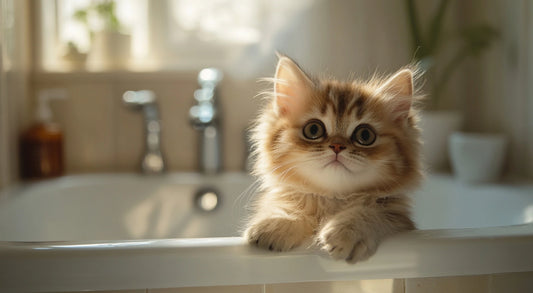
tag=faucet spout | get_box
[190,68,223,174]
[123,90,165,174]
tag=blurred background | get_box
[1,0,532,188]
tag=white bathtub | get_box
[0,172,532,292]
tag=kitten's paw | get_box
[244,217,311,252]
[317,221,379,264]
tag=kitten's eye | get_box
[351,124,376,146]
[303,120,326,140]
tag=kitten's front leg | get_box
[317,214,379,263]
[317,199,414,263]
[245,214,315,252]
[245,191,318,251]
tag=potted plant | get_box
[74,0,131,70]
[60,41,88,70]
[405,0,498,171]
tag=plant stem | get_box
[427,0,450,55]
[432,46,469,108]
[405,0,425,59]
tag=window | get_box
[55,0,147,57]
[36,0,318,71]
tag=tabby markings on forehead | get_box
[320,96,337,116]
[335,93,349,128]
[350,94,367,120]
[325,85,366,120]
[313,83,373,139]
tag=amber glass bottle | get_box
[19,123,64,179]
[19,89,66,180]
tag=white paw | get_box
[245,217,310,252]
[317,220,379,263]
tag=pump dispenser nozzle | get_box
[36,89,67,123]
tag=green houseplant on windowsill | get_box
[404,0,498,170]
[74,0,131,70]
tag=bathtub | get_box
[0,172,532,292]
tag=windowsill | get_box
[31,68,199,83]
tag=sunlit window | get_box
[56,0,147,56]
[36,0,318,71]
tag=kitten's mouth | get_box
[324,157,352,173]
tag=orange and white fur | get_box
[244,55,423,263]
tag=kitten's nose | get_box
[329,143,347,154]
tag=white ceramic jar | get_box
[449,132,508,183]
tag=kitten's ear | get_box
[377,69,414,121]
[274,56,314,117]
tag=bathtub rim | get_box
[1,172,532,291]
[1,223,532,292]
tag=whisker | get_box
[234,179,261,211]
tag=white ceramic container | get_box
[449,132,508,183]
[87,31,131,70]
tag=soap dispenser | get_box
[19,89,66,180]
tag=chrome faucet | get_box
[122,90,165,174]
[189,68,223,174]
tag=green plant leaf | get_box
[73,9,88,25]
[460,25,499,56]
[73,0,121,33]
[405,0,426,59]
[427,0,451,55]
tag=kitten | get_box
[244,55,422,263]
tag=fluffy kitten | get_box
[244,55,422,263]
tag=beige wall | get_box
[31,72,261,173]
[460,0,533,178]
[5,0,532,178]
[0,0,31,188]
[27,0,413,175]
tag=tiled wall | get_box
[53,272,533,293]
[31,71,262,174]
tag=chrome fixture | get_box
[122,90,165,174]
[189,68,223,174]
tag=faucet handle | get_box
[198,68,223,87]
[123,90,156,107]
[194,88,214,102]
